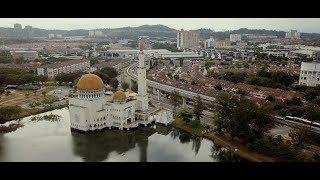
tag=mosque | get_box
[69,41,173,132]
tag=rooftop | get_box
[39,59,89,69]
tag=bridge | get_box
[124,63,215,106]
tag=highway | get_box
[125,63,215,102]
[124,62,320,134]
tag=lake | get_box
[0,108,245,162]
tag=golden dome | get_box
[76,74,104,91]
[113,90,127,101]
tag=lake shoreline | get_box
[171,118,275,162]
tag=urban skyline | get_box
[1,18,320,33]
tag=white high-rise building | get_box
[48,34,55,39]
[89,30,95,37]
[14,23,22,30]
[299,61,320,87]
[204,38,215,48]
[95,30,103,37]
[177,29,200,50]
[285,30,300,40]
[89,30,103,37]
[230,34,242,42]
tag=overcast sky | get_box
[1,18,320,33]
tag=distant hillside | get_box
[0,24,177,40]
[1,24,320,42]
[101,24,177,40]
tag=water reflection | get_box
[0,108,246,162]
[0,134,3,160]
[192,137,202,155]
[210,144,245,162]
[71,127,156,162]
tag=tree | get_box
[256,69,272,78]
[121,82,129,91]
[204,61,215,70]
[266,95,276,102]
[110,78,119,90]
[100,67,118,78]
[179,58,184,67]
[291,97,302,106]
[0,87,5,95]
[90,58,99,66]
[193,95,205,122]
[5,91,11,96]
[250,103,273,139]
[55,72,84,85]
[178,107,193,123]
[289,126,311,149]
[305,88,320,102]
[131,81,138,93]
[304,103,320,122]
[214,84,223,90]
[169,90,182,109]
[94,71,110,84]
[222,71,247,83]
[214,92,273,141]
[0,106,22,124]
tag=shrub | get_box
[248,135,303,161]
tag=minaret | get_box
[137,40,148,111]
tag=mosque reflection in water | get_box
[70,124,244,162]
[71,127,154,162]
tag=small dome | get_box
[113,90,126,101]
[76,74,104,91]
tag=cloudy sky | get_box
[1,18,320,33]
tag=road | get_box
[273,116,320,134]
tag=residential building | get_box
[24,25,33,38]
[204,38,215,48]
[213,39,232,48]
[13,23,23,38]
[14,23,22,30]
[266,51,288,58]
[285,30,300,40]
[89,30,103,37]
[299,61,320,86]
[10,50,38,61]
[48,34,55,39]
[313,51,320,62]
[177,29,200,50]
[230,34,242,42]
[37,59,90,78]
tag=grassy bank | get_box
[171,118,205,137]
[171,118,274,162]
[16,104,68,121]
